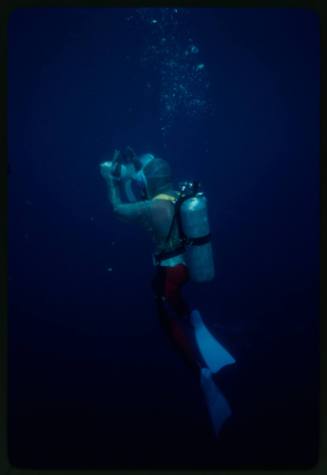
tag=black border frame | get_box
[1,0,325,473]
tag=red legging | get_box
[152,264,200,373]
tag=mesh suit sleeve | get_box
[106,174,153,224]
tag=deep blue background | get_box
[8,7,320,469]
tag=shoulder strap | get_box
[164,193,184,244]
[153,193,178,203]
[152,192,181,244]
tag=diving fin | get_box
[200,367,232,437]
[191,309,236,374]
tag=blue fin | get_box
[200,368,232,437]
[191,310,236,373]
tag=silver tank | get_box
[180,193,215,282]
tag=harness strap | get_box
[152,192,185,265]
[153,245,186,266]
[188,234,211,246]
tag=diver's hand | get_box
[100,161,114,181]
[100,150,122,182]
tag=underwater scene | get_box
[8,7,319,470]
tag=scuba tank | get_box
[178,181,215,283]
[156,181,215,282]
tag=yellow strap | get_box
[153,193,177,203]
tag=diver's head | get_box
[142,157,173,199]
[120,151,172,201]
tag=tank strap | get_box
[153,245,186,266]
[188,234,211,246]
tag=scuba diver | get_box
[100,147,236,437]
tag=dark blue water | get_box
[8,7,319,469]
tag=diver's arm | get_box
[106,174,122,209]
[100,156,126,211]
[106,174,149,222]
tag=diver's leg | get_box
[152,267,234,437]
[152,265,202,374]
[163,264,191,318]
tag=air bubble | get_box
[136,8,209,135]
